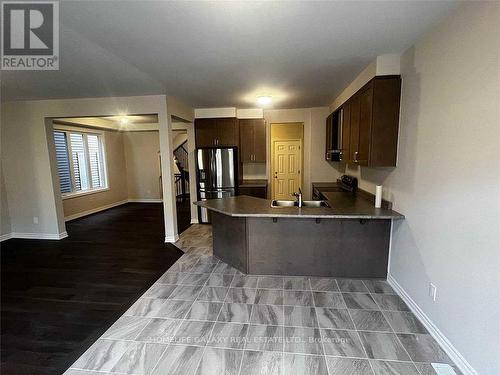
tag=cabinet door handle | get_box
[354,151,359,163]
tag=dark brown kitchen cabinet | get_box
[239,185,267,198]
[195,117,238,147]
[327,75,401,167]
[239,119,266,163]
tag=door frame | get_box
[270,138,303,200]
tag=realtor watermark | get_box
[1,0,59,70]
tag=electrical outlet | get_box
[429,283,437,301]
[33,216,39,224]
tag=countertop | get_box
[239,179,268,187]
[195,194,404,220]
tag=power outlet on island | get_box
[33,216,39,225]
[429,282,437,301]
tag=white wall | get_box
[1,95,180,242]
[331,3,500,373]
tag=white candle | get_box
[375,185,383,208]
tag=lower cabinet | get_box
[239,185,267,199]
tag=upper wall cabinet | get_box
[195,117,238,147]
[239,119,266,163]
[327,75,401,167]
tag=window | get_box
[53,129,107,196]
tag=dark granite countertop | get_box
[195,195,404,220]
[239,179,268,187]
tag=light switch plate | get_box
[431,363,457,375]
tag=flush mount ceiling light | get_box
[119,116,130,125]
[257,96,272,106]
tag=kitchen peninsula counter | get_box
[195,195,404,278]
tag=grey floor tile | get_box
[350,310,392,332]
[255,289,284,305]
[414,363,463,375]
[312,292,346,308]
[197,286,228,302]
[309,277,339,292]
[370,360,420,375]
[284,353,328,375]
[284,326,323,355]
[284,306,318,328]
[284,290,314,306]
[173,320,215,346]
[167,263,195,273]
[284,277,311,290]
[208,322,249,349]
[245,324,284,352]
[316,308,354,329]
[151,344,204,375]
[363,280,395,294]
[135,318,181,344]
[325,357,372,375]
[240,350,283,375]
[251,304,284,325]
[225,288,257,304]
[145,284,177,299]
[358,331,410,361]
[125,298,167,317]
[212,262,238,274]
[190,262,218,273]
[383,311,427,334]
[372,294,410,311]
[343,293,379,310]
[218,303,253,323]
[206,274,234,287]
[154,299,193,319]
[72,339,130,372]
[186,301,223,321]
[397,333,454,364]
[111,342,167,375]
[169,285,203,301]
[320,329,366,358]
[338,279,369,293]
[157,273,185,285]
[195,347,243,375]
[179,273,211,286]
[257,276,284,289]
[230,275,259,288]
[64,370,108,375]
[101,316,150,340]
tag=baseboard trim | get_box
[190,218,199,224]
[165,234,179,243]
[5,231,68,240]
[64,200,129,221]
[387,274,477,375]
[128,198,163,203]
[0,233,13,242]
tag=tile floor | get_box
[65,225,461,375]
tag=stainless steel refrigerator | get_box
[196,147,238,223]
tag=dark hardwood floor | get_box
[0,203,184,374]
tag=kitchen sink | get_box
[271,200,330,208]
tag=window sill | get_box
[62,187,110,200]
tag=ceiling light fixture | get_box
[257,96,272,106]
[119,116,129,125]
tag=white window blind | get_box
[53,129,107,196]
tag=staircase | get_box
[174,141,189,201]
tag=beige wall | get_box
[330,3,500,373]
[62,130,129,219]
[124,131,161,201]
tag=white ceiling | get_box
[0,1,457,108]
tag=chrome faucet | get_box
[292,188,303,207]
